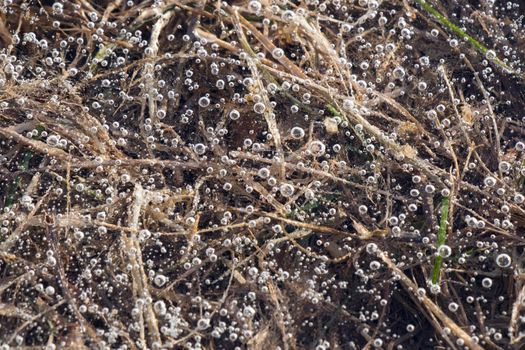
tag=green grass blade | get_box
[431,196,450,284]
[414,0,515,74]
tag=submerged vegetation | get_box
[0,0,525,349]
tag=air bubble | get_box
[197,318,210,330]
[366,243,378,254]
[482,277,493,288]
[484,176,497,187]
[290,126,305,139]
[229,109,240,120]
[243,306,256,318]
[308,141,326,157]
[46,135,59,146]
[198,96,210,107]
[485,50,497,60]
[370,261,381,270]
[496,253,511,267]
[279,183,295,197]
[154,275,167,287]
[448,302,458,312]
[257,167,270,179]
[392,67,405,79]
[437,245,451,258]
[253,102,266,114]
[272,48,284,59]
[194,143,206,155]
[498,161,511,172]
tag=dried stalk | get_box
[123,183,162,348]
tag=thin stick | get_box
[123,183,162,348]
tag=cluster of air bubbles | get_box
[1,0,524,347]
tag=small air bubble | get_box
[308,141,326,157]
[279,183,295,197]
[437,245,451,258]
[229,109,240,120]
[194,143,206,155]
[485,50,496,60]
[253,102,266,114]
[272,48,284,59]
[290,126,305,139]
[496,253,511,267]
[198,96,210,107]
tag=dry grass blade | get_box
[123,183,161,348]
